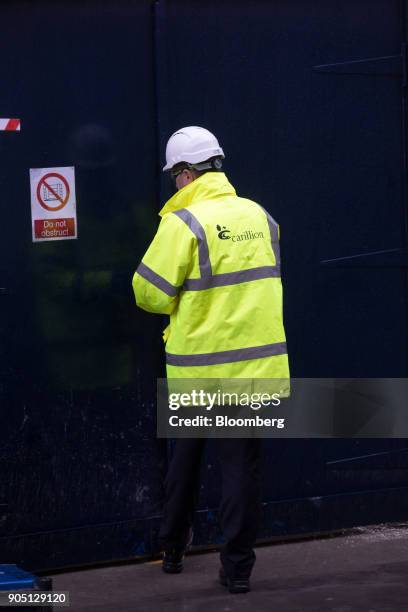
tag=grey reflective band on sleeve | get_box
[166,341,287,366]
[173,209,212,277]
[136,262,180,297]
[183,265,281,291]
[257,204,281,267]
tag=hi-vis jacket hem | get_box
[166,341,287,366]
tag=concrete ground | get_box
[51,522,408,612]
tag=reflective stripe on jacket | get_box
[132,172,290,380]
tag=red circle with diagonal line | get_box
[37,172,70,212]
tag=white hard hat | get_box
[163,126,225,172]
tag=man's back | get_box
[133,171,289,380]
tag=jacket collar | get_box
[159,172,236,217]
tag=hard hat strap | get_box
[190,158,223,172]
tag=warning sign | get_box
[30,166,77,242]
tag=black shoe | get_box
[162,548,185,574]
[219,567,251,594]
[161,528,194,574]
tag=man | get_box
[132,126,289,593]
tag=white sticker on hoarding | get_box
[30,166,77,242]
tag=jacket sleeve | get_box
[132,212,194,314]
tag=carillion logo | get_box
[216,224,264,242]
[216,224,231,239]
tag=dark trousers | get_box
[158,437,263,580]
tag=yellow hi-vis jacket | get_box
[132,172,290,381]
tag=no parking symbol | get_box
[30,166,78,242]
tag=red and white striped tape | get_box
[0,118,21,131]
